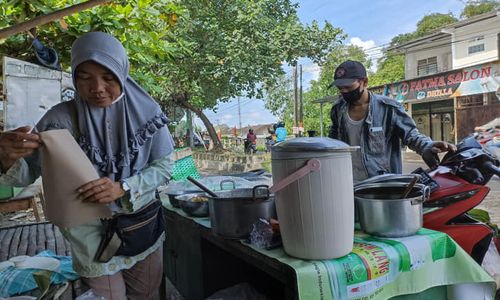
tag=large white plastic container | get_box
[271,137,356,260]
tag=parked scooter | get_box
[420,136,500,264]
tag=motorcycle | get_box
[265,136,276,152]
[419,136,500,264]
[244,138,257,154]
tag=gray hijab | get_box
[70,31,174,181]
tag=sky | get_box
[195,0,465,129]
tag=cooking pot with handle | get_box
[208,185,276,239]
[354,181,430,237]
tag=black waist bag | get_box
[95,200,165,262]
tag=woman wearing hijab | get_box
[0,32,174,299]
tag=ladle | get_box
[401,176,419,199]
[187,176,218,198]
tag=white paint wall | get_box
[404,39,452,79]
[451,16,499,68]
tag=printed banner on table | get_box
[164,204,495,300]
[250,228,494,300]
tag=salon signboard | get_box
[382,62,500,102]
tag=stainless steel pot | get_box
[354,182,429,237]
[208,185,277,239]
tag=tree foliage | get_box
[369,54,405,87]
[414,13,458,37]
[0,0,345,150]
[0,0,184,85]
[461,0,499,18]
[163,0,345,149]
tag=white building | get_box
[380,10,500,143]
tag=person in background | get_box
[0,32,174,299]
[245,128,257,154]
[328,60,456,183]
[275,122,287,142]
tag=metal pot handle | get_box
[252,185,270,200]
[220,179,236,190]
[410,185,430,205]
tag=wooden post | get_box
[0,0,112,40]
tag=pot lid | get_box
[272,137,358,152]
[354,173,421,189]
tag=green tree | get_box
[369,54,405,87]
[414,13,458,37]
[0,0,184,80]
[1,0,345,151]
[164,0,345,150]
[461,0,499,18]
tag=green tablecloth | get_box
[163,203,495,299]
[248,228,494,299]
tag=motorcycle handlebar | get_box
[482,161,500,177]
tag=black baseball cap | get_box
[328,60,367,88]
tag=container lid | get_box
[272,137,358,153]
[354,174,421,191]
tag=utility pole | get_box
[299,64,303,137]
[293,65,298,136]
[237,97,242,136]
[186,110,193,147]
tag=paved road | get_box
[403,154,500,225]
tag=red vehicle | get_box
[421,136,500,264]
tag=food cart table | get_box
[162,203,495,300]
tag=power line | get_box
[359,30,498,61]
[204,98,252,116]
[204,99,253,116]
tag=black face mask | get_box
[341,86,364,103]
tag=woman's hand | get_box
[0,126,41,172]
[78,177,125,204]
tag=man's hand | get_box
[78,177,125,204]
[430,141,457,153]
[422,141,457,169]
[0,126,41,172]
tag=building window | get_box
[417,57,437,76]
[468,44,485,54]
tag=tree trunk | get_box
[172,93,224,151]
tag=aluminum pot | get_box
[354,182,429,237]
[208,185,276,239]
